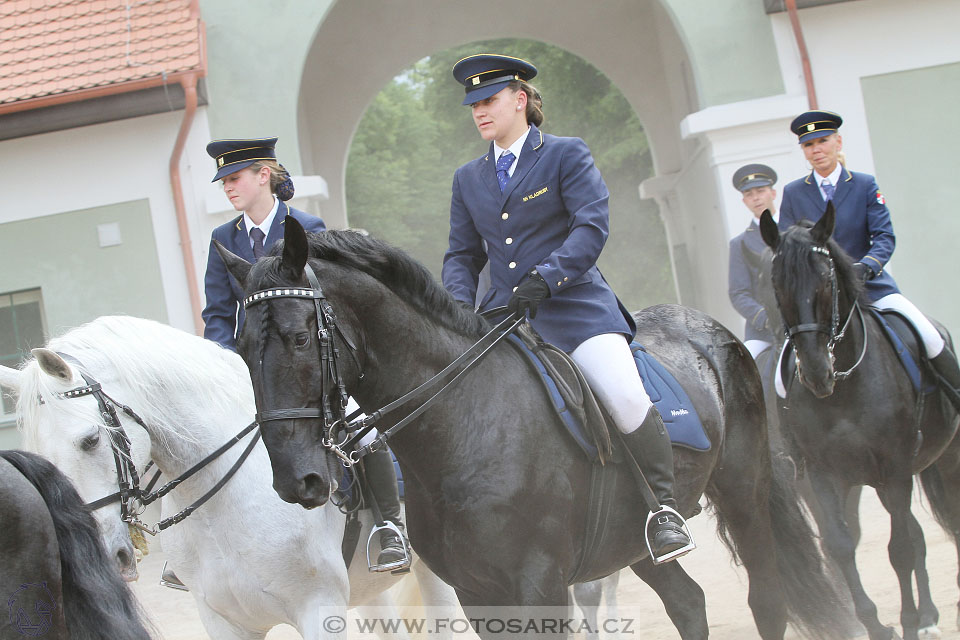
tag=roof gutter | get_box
[169,71,204,335]
[785,0,818,109]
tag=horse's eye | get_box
[80,431,101,451]
[294,332,311,348]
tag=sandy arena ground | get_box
[130,486,960,639]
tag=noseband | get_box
[242,262,358,464]
[45,356,146,527]
[781,245,867,383]
[48,354,261,534]
[243,262,525,467]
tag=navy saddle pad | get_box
[507,335,710,461]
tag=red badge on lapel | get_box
[876,191,885,205]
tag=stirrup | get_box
[366,520,411,574]
[159,560,189,591]
[645,505,696,565]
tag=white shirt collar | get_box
[243,197,280,243]
[815,163,843,188]
[493,126,531,176]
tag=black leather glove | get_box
[507,270,551,319]
[852,262,875,284]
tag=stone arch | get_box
[292,0,780,322]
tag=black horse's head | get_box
[760,204,863,397]
[215,218,358,508]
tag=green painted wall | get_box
[0,198,166,447]
[662,0,784,108]
[861,62,960,338]
[0,199,166,336]
[199,0,334,174]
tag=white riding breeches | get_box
[872,293,944,357]
[570,333,653,435]
[744,340,772,360]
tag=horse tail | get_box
[766,452,857,639]
[0,450,154,640]
[919,461,960,537]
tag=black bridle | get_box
[242,262,524,466]
[780,245,867,383]
[49,354,261,534]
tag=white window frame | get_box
[1,288,46,426]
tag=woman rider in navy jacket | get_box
[441,54,694,564]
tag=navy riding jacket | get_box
[202,202,326,350]
[779,167,899,301]
[442,124,634,352]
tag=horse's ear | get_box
[0,363,21,391]
[759,209,779,249]
[31,348,73,382]
[811,201,836,246]
[280,216,308,276]
[214,240,252,285]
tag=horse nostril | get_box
[301,473,330,504]
[116,544,134,570]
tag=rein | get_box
[243,260,525,466]
[782,245,868,383]
[50,354,261,534]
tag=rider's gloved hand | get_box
[852,262,875,284]
[507,270,551,319]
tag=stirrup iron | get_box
[366,520,411,574]
[159,560,189,591]
[645,505,696,565]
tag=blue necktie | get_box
[497,151,515,192]
[822,179,835,201]
[250,227,266,259]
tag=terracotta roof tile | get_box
[0,0,203,107]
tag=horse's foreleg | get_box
[409,559,461,640]
[810,473,897,640]
[630,558,707,640]
[877,477,939,640]
[570,579,604,640]
[907,513,941,638]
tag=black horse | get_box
[759,206,960,640]
[216,220,852,640]
[0,449,152,640]
[744,233,864,547]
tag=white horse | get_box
[0,315,458,640]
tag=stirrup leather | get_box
[366,520,412,574]
[645,505,696,565]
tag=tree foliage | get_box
[345,39,676,311]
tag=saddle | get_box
[506,323,710,465]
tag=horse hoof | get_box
[918,625,942,639]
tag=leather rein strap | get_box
[53,353,261,533]
[243,257,526,467]
[782,245,867,382]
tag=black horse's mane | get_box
[0,450,153,640]
[775,220,865,305]
[268,230,491,338]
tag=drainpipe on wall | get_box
[786,0,818,109]
[169,72,204,335]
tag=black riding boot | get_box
[620,406,695,564]
[362,448,410,570]
[931,347,960,414]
